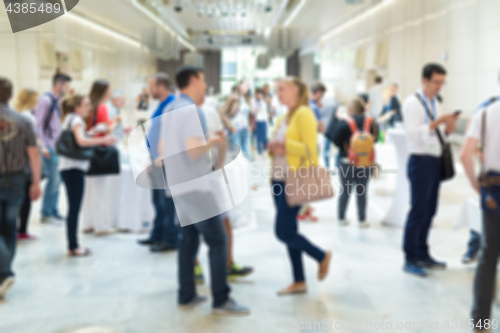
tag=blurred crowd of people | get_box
[0,62,499,328]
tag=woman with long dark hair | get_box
[59,95,116,256]
[268,77,332,296]
[82,80,120,236]
[87,80,117,135]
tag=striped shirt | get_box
[0,103,37,174]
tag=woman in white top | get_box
[230,80,251,158]
[59,95,116,257]
[252,88,268,156]
[13,88,39,240]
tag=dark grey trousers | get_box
[472,211,500,325]
[338,162,371,222]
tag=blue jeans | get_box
[178,212,230,307]
[467,229,481,255]
[0,173,26,280]
[324,139,331,169]
[61,170,84,251]
[229,128,250,159]
[403,155,441,262]
[41,147,60,217]
[255,121,268,155]
[272,181,325,282]
[150,190,180,247]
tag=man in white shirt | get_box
[368,76,384,118]
[402,63,459,277]
[461,92,500,330]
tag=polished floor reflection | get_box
[0,152,487,333]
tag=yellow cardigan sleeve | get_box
[285,107,318,164]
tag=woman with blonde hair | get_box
[268,77,332,295]
[14,88,39,240]
[14,88,38,129]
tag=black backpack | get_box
[43,93,59,139]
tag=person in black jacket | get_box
[329,97,379,228]
[381,83,403,127]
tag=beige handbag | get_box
[285,149,335,207]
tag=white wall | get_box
[0,11,156,126]
[317,0,500,116]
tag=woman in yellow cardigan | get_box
[268,77,332,295]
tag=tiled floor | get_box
[0,149,494,333]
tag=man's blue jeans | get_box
[0,174,26,280]
[41,147,60,218]
[178,213,230,307]
[150,190,180,247]
[403,155,441,263]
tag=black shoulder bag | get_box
[414,93,455,181]
[56,115,95,160]
[86,107,120,176]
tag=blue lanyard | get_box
[420,93,437,123]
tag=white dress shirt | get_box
[402,90,445,157]
[253,98,268,122]
[368,84,384,117]
[467,99,500,172]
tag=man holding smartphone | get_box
[402,63,460,277]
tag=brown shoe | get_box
[318,251,332,281]
[94,230,115,236]
[277,283,307,296]
[68,247,92,257]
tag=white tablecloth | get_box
[381,130,410,227]
[454,197,482,233]
[81,165,155,233]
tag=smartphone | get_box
[453,110,462,117]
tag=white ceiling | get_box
[73,0,152,40]
[72,0,378,50]
[286,0,374,45]
[161,0,287,33]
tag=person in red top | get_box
[87,80,120,137]
[83,80,120,236]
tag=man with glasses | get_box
[402,63,459,277]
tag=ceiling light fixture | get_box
[283,0,307,27]
[130,0,196,52]
[66,12,142,48]
[174,0,183,12]
[320,0,392,43]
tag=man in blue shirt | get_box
[137,73,179,253]
[161,66,249,316]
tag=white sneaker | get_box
[339,219,349,226]
[0,277,15,299]
[212,298,250,316]
[359,221,370,229]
